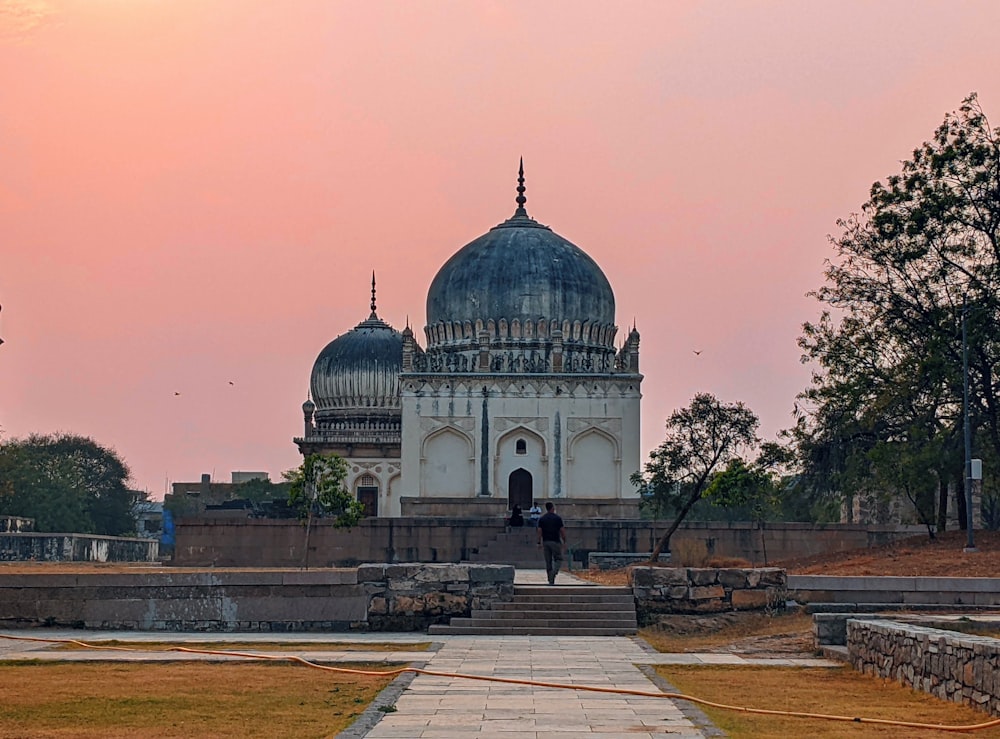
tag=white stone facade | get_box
[392,375,641,516]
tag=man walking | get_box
[536,501,565,585]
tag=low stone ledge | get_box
[630,566,786,622]
[587,552,655,570]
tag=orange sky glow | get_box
[3,1,1000,497]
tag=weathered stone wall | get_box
[848,619,1000,715]
[172,518,921,568]
[0,533,158,562]
[0,564,515,633]
[359,563,514,631]
[630,566,786,622]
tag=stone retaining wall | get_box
[172,518,921,568]
[630,566,786,622]
[0,564,515,633]
[848,619,1000,715]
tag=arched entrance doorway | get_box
[508,468,533,511]
[356,474,378,517]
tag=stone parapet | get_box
[0,533,157,562]
[848,619,1000,715]
[630,566,785,621]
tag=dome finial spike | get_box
[370,271,378,318]
[514,157,527,216]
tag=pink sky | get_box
[3,1,1000,498]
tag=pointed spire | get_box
[370,271,377,318]
[514,157,527,217]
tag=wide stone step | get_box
[472,609,636,622]
[508,590,633,599]
[430,583,638,636]
[505,595,634,606]
[442,616,636,629]
[428,624,636,636]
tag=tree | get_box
[797,93,1000,528]
[632,393,759,561]
[0,433,135,535]
[283,454,363,528]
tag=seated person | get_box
[509,504,524,527]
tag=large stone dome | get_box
[309,313,403,415]
[426,215,615,329]
[424,166,616,353]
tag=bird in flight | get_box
[174,392,181,396]
[692,350,702,356]
[228,381,235,386]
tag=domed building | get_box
[297,163,642,517]
[295,277,406,516]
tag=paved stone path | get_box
[363,635,708,738]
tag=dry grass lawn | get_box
[50,640,429,652]
[658,665,1000,738]
[0,660,398,738]
[640,610,813,653]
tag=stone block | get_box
[730,589,771,610]
[415,564,469,583]
[356,564,387,583]
[718,569,750,589]
[655,567,690,586]
[469,565,514,583]
[688,585,725,601]
[689,568,719,586]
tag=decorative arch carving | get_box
[567,426,620,497]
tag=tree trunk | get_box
[650,490,703,562]
[937,476,948,532]
[956,471,968,531]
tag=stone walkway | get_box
[361,635,708,738]
[0,570,838,738]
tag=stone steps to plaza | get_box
[465,528,552,569]
[429,585,638,636]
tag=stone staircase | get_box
[428,585,638,636]
[466,528,543,569]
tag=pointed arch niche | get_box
[567,428,619,497]
[495,427,547,503]
[420,427,475,496]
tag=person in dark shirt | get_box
[509,504,524,528]
[536,501,565,585]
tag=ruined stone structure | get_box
[295,163,642,516]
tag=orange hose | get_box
[3,633,999,732]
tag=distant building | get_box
[131,499,163,539]
[165,471,272,516]
[295,165,643,517]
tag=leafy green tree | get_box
[283,454,363,528]
[0,434,135,534]
[632,393,758,561]
[797,93,1000,527]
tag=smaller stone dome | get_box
[309,313,403,415]
[302,397,315,414]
